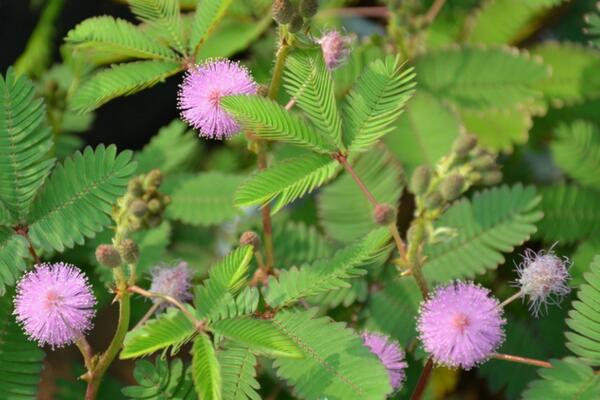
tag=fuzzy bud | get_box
[128,179,143,197]
[272,0,295,25]
[481,170,502,186]
[424,191,443,209]
[130,199,148,218]
[240,231,261,248]
[373,203,397,226]
[95,244,122,268]
[472,154,496,170]
[440,174,465,202]
[299,0,318,18]
[453,134,478,157]
[118,239,139,264]
[147,198,162,214]
[317,30,351,70]
[289,14,304,33]
[144,169,163,189]
[410,166,431,196]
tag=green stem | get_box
[406,218,429,297]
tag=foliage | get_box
[122,358,195,399]
[522,358,600,399]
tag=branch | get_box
[128,285,200,327]
[410,358,434,400]
[491,353,552,369]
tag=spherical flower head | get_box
[515,248,571,316]
[13,263,96,349]
[149,262,193,307]
[317,30,352,70]
[361,332,407,391]
[417,281,505,370]
[178,59,257,139]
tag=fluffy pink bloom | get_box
[515,248,571,316]
[317,30,351,70]
[362,332,407,391]
[149,262,193,308]
[178,59,257,139]
[13,263,96,348]
[417,282,505,370]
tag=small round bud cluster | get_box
[409,165,431,196]
[95,244,122,268]
[289,14,304,33]
[373,203,397,226]
[424,191,443,209]
[272,0,295,25]
[299,0,318,18]
[440,174,465,202]
[452,134,477,158]
[240,231,261,248]
[118,239,140,264]
[272,0,313,32]
[317,30,352,70]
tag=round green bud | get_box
[130,199,148,218]
[373,203,397,226]
[481,170,503,186]
[472,154,496,170]
[147,198,162,214]
[453,134,477,157]
[299,0,318,18]
[424,191,444,209]
[272,0,295,25]
[289,14,304,33]
[240,231,261,248]
[440,174,465,202]
[118,239,140,264]
[410,165,431,196]
[128,179,143,197]
[95,244,122,268]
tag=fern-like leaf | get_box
[272,221,331,268]
[123,358,195,399]
[71,60,182,112]
[192,333,222,400]
[27,145,137,252]
[221,95,336,153]
[343,55,415,153]
[129,0,187,55]
[272,308,392,400]
[552,120,600,189]
[235,154,339,214]
[0,68,55,223]
[423,184,542,282]
[284,52,343,149]
[218,344,260,400]
[0,228,30,295]
[522,357,600,399]
[189,0,233,56]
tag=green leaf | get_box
[195,246,254,320]
[235,154,339,214]
[129,0,187,55]
[166,172,244,226]
[343,55,415,153]
[284,52,343,149]
[586,7,600,47]
[423,184,543,283]
[415,46,549,109]
[265,228,391,308]
[385,92,461,176]
[123,358,195,399]
[221,95,336,153]
[272,308,392,400]
[28,145,137,252]
[0,228,30,295]
[0,294,45,400]
[121,307,196,359]
[65,16,178,63]
[212,317,303,358]
[218,344,261,400]
[71,60,182,112]
[522,358,600,399]
[537,184,600,244]
[272,221,331,269]
[0,67,55,223]
[552,120,600,189]
[192,333,222,400]
[189,0,233,55]
[318,148,403,243]
[565,256,600,366]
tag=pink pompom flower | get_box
[417,281,505,370]
[515,248,571,316]
[13,263,96,349]
[317,30,352,70]
[178,59,257,139]
[149,261,193,308]
[362,332,407,391]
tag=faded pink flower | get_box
[362,332,407,391]
[13,263,96,348]
[417,281,505,370]
[317,30,351,70]
[178,59,257,139]
[149,261,193,309]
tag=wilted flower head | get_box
[317,30,351,70]
[362,332,407,391]
[13,263,96,348]
[417,281,505,370]
[515,248,571,316]
[178,59,257,139]
[150,262,193,307]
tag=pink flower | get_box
[515,248,571,316]
[417,282,505,370]
[362,332,407,391]
[317,30,351,70]
[178,59,257,139]
[13,263,96,349]
[149,262,193,308]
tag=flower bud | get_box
[373,203,397,226]
[272,0,295,25]
[240,231,261,248]
[289,14,304,33]
[147,198,162,214]
[128,178,143,197]
[118,239,140,264]
[95,244,122,268]
[472,154,496,170]
[481,170,502,186]
[424,191,443,209]
[130,199,148,218]
[440,174,465,202]
[144,169,162,189]
[299,0,318,18]
[317,30,351,70]
[453,134,477,157]
[410,166,431,196]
